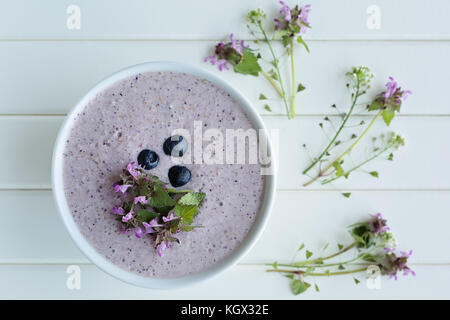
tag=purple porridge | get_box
[63,71,265,278]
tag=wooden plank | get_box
[0,41,447,115]
[0,0,449,40]
[0,116,447,190]
[0,264,447,299]
[1,190,448,264]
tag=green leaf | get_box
[338,264,345,270]
[259,93,267,100]
[342,192,351,198]
[147,185,176,208]
[353,277,360,285]
[291,280,311,295]
[179,225,201,232]
[314,283,320,292]
[297,83,306,92]
[382,109,395,126]
[135,210,159,222]
[273,29,290,40]
[369,171,379,178]
[388,153,394,161]
[337,243,344,250]
[174,205,198,225]
[178,192,205,206]
[368,99,384,111]
[296,36,310,53]
[305,250,313,259]
[298,243,305,251]
[272,261,278,269]
[233,51,262,76]
[332,162,344,177]
[264,104,272,112]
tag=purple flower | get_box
[382,76,412,105]
[127,161,141,179]
[112,206,125,215]
[113,183,131,194]
[134,196,148,205]
[381,249,415,280]
[279,1,292,21]
[163,211,178,223]
[148,218,163,228]
[204,34,250,71]
[370,213,390,234]
[274,3,311,35]
[142,222,156,234]
[122,210,134,222]
[135,227,144,239]
[157,241,171,257]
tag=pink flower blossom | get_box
[112,206,125,215]
[127,161,141,179]
[142,222,156,234]
[148,218,163,228]
[298,4,311,33]
[134,196,148,205]
[382,76,412,105]
[204,34,249,72]
[163,211,178,222]
[279,1,292,21]
[157,241,171,257]
[113,184,131,194]
[122,210,134,222]
[135,227,144,239]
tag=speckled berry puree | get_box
[63,71,265,278]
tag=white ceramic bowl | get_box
[52,61,276,289]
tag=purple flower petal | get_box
[112,206,125,215]
[134,196,148,205]
[279,1,292,21]
[127,161,141,179]
[122,210,134,222]
[114,184,131,194]
[162,211,178,222]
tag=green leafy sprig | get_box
[302,67,411,190]
[112,162,205,256]
[267,213,415,295]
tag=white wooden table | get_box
[1,0,449,299]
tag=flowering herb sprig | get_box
[302,67,411,191]
[205,2,312,119]
[267,213,415,295]
[112,162,205,256]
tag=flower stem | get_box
[302,79,361,175]
[261,70,284,98]
[303,110,383,187]
[266,267,368,277]
[289,38,296,118]
[292,242,357,267]
[321,140,395,185]
[257,22,291,119]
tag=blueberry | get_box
[168,165,191,187]
[163,135,188,157]
[137,149,159,170]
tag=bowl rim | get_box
[52,61,277,289]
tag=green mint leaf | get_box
[297,83,306,92]
[306,250,313,259]
[136,210,159,222]
[342,192,351,198]
[233,51,262,77]
[298,243,305,251]
[259,93,267,100]
[147,185,176,208]
[178,192,205,206]
[369,171,379,178]
[353,277,360,285]
[291,280,311,295]
[264,104,272,112]
[296,36,310,53]
[282,35,290,48]
[382,109,395,126]
[174,205,198,225]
